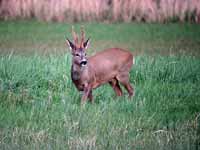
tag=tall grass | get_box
[0,0,200,23]
[0,54,200,149]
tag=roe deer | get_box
[66,27,134,104]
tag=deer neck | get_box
[71,63,88,81]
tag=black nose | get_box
[80,60,87,66]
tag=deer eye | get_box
[75,53,80,57]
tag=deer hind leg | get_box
[109,78,123,96]
[116,73,134,98]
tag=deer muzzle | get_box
[80,59,87,66]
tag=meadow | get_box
[0,21,200,149]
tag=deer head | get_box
[66,26,90,67]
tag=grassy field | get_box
[0,20,200,149]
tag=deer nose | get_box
[80,60,87,66]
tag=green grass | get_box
[0,20,200,55]
[0,20,200,149]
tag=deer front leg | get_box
[81,84,92,104]
[88,90,93,103]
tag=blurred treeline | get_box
[0,0,200,23]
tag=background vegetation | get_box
[0,21,200,149]
[0,0,200,23]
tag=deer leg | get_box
[109,78,123,96]
[124,82,134,97]
[117,74,134,98]
[88,90,93,103]
[81,85,92,104]
[115,81,123,96]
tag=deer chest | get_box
[71,70,84,91]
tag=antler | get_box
[71,26,78,45]
[81,26,85,48]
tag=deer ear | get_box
[83,38,90,49]
[66,38,75,51]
